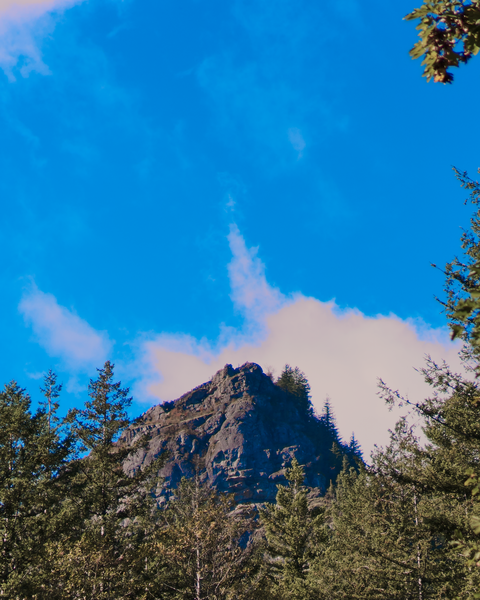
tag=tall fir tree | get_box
[44,361,164,600]
[312,422,467,599]
[348,432,363,462]
[40,369,62,432]
[319,396,340,441]
[369,169,480,595]
[259,458,327,600]
[0,378,73,598]
[378,354,480,596]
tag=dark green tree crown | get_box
[319,396,341,441]
[276,364,313,416]
[68,360,132,452]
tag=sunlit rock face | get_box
[122,362,339,504]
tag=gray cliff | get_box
[122,362,346,504]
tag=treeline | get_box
[0,360,357,600]
[274,363,363,469]
[3,356,480,599]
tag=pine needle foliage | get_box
[319,397,341,442]
[313,425,466,599]
[276,365,313,417]
[151,475,259,600]
[0,378,73,597]
[433,168,480,362]
[260,458,327,599]
[42,361,165,600]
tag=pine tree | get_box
[45,361,164,599]
[348,432,363,461]
[372,170,480,595]
[317,397,349,479]
[151,474,258,600]
[319,396,340,441]
[0,379,72,598]
[40,369,62,432]
[379,356,480,597]
[276,365,313,417]
[259,458,327,600]
[312,422,466,599]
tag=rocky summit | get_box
[122,362,345,504]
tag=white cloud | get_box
[19,282,112,372]
[227,223,284,326]
[0,0,83,79]
[134,226,464,457]
[0,0,58,15]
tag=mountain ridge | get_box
[121,362,355,504]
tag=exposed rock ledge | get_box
[122,362,338,504]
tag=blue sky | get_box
[1,0,479,454]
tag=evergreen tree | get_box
[370,171,480,596]
[313,423,466,599]
[40,368,62,432]
[348,432,363,461]
[378,355,480,596]
[44,361,164,599]
[151,474,259,600]
[347,433,364,465]
[259,458,327,600]
[0,379,72,597]
[276,365,313,416]
[435,168,480,362]
[319,396,340,441]
[317,397,349,478]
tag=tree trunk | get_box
[413,491,422,600]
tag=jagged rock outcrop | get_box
[122,362,345,504]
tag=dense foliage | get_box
[276,365,313,416]
[406,0,480,83]
[0,350,479,599]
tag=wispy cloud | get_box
[19,282,112,373]
[134,225,463,457]
[0,0,84,79]
[0,0,69,17]
[227,223,284,326]
[287,127,306,158]
[218,172,247,217]
[196,2,349,167]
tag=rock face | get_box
[122,362,342,504]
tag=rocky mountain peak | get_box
[122,362,349,504]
